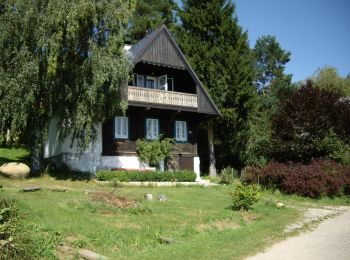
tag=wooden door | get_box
[179,156,194,171]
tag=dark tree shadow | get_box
[32,162,94,181]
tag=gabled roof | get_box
[129,25,220,116]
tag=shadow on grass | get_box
[0,146,93,181]
[29,163,93,181]
[0,154,30,165]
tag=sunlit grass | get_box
[0,147,349,259]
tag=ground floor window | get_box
[146,118,159,140]
[114,116,128,139]
[175,120,187,142]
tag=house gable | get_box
[139,31,186,69]
[130,25,220,116]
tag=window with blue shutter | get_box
[146,118,159,140]
[114,116,128,139]
[175,121,187,142]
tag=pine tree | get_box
[177,0,257,172]
[253,35,291,90]
[247,36,294,165]
[127,0,177,43]
[0,0,134,171]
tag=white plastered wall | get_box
[44,118,153,172]
[44,118,103,172]
[194,156,200,180]
[101,156,153,170]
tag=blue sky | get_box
[176,0,350,82]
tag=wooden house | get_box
[44,25,219,179]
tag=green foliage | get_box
[0,196,26,258]
[246,35,294,166]
[319,130,350,166]
[253,35,291,90]
[127,0,177,43]
[231,183,260,211]
[177,0,257,170]
[219,166,238,184]
[312,66,350,96]
[136,136,174,168]
[96,170,197,182]
[0,0,135,170]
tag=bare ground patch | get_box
[91,190,137,209]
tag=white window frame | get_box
[146,76,157,89]
[114,116,128,139]
[158,74,168,90]
[146,118,159,140]
[175,120,187,142]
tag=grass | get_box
[0,147,349,259]
[0,146,30,165]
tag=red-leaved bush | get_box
[242,159,350,198]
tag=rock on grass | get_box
[0,162,30,178]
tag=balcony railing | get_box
[128,86,198,108]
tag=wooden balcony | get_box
[128,86,198,108]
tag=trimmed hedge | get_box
[96,170,197,182]
[242,159,350,198]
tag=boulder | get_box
[144,193,153,201]
[0,162,30,178]
[276,202,285,208]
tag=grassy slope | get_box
[1,147,349,259]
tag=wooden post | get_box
[208,120,217,177]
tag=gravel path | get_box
[246,207,350,260]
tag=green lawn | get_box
[0,147,29,165]
[1,147,350,259]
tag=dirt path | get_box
[246,207,350,260]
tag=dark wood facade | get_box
[139,32,186,69]
[102,25,219,171]
[102,107,203,156]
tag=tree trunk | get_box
[208,120,217,177]
[30,128,45,173]
[30,145,43,173]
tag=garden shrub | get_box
[231,183,260,211]
[270,81,350,163]
[136,136,174,169]
[242,159,350,198]
[96,170,196,182]
[219,166,238,184]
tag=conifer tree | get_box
[253,35,291,90]
[127,0,177,43]
[177,0,257,172]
